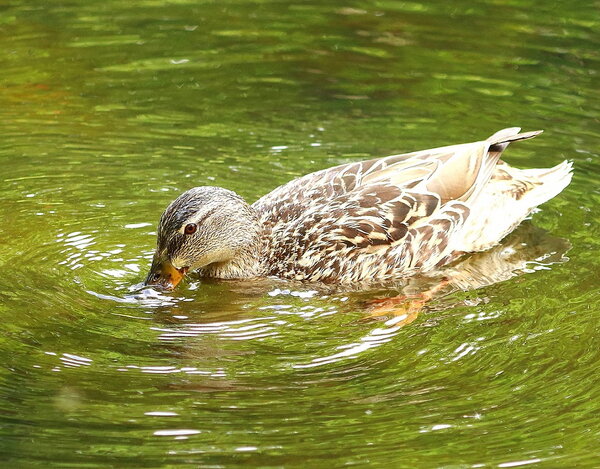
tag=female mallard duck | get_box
[145,127,572,290]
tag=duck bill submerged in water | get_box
[145,255,188,290]
[144,127,573,290]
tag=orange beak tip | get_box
[145,261,188,290]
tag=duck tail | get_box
[520,160,574,209]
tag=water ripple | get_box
[1,0,598,466]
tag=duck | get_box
[144,127,572,290]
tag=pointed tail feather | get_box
[461,128,543,202]
[486,129,571,210]
[428,128,544,203]
[487,128,543,152]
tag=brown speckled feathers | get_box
[251,128,572,283]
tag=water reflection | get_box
[68,221,571,373]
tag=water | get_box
[1,0,599,466]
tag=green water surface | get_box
[1,0,599,467]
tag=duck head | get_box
[144,186,262,289]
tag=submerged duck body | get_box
[145,128,572,289]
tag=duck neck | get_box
[201,227,267,279]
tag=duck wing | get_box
[254,128,547,282]
[253,128,541,215]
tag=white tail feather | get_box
[522,160,573,209]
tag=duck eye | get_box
[184,223,197,235]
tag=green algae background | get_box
[0,0,599,467]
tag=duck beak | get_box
[145,258,188,290]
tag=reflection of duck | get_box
[365,221,572,321]
[437,221,571,292]
[145,128,572,290]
